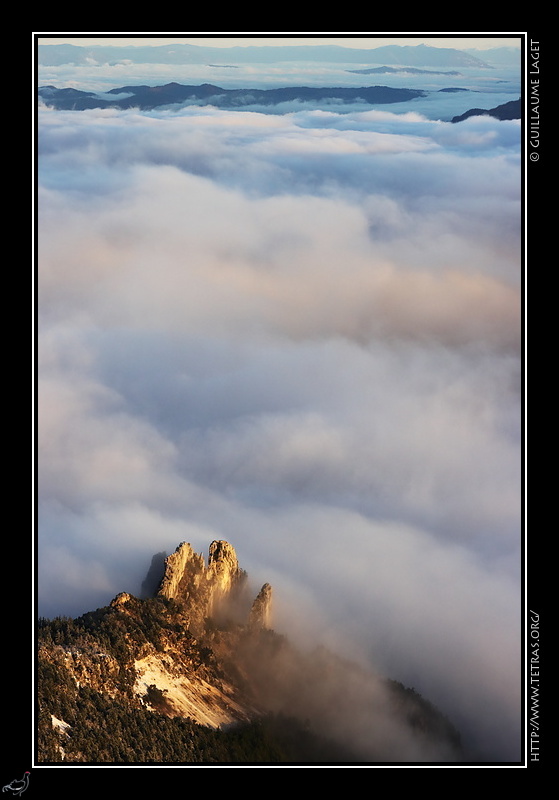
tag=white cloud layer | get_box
[37,96,522,762]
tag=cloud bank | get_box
[37,100,522,762]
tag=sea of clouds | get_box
[36,56,522,762]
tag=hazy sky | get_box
[36,34,523,50]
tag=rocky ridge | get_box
[114,540,272,727]
[37,540,463,763]
[451,97,521,122]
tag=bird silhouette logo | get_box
[2,773,30,796]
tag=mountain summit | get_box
[37,540,463,764]
[155,540,267,631]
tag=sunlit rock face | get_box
[157,542,208,605]
[156,541,268,631]
[110,592,134,607]
[207,539,245,612]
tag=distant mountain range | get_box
[348,66,461,76]
[464,46,521,66]
[38,82,522,122]
[37,42,509,68]
[38,82,427,110]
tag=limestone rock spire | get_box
[249,583,272,629]
[207,540,243,594]
[148,539,273,634]
[157,542,206,604]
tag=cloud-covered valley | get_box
[37,99,522,762]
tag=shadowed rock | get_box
[140,551,167,599]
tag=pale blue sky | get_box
[37,35,523,50]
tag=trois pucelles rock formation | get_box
[155,540,272,632]
[37,540,464,764]
[119,541,274,728]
